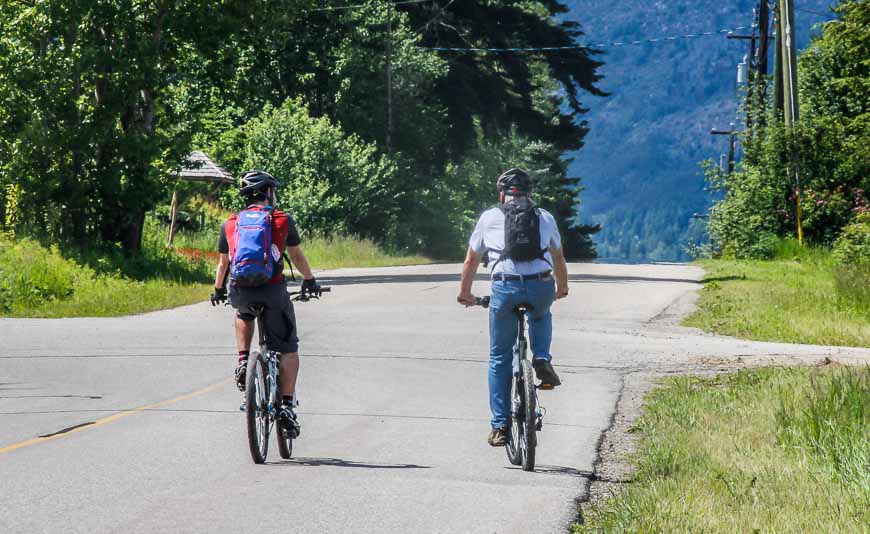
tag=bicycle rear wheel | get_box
[245,353,270,464]
[520,360,537,471]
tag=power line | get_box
[794,7,832,17]
[306,0,434,12]
[419,26,749,53]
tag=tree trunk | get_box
[121,209,146,253]
[166,189,178,247]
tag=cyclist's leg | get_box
[278,352,299,399]
[526,277,556,361]
[261,281,300,399]
[235,317,255,352]
[489,280,520,429]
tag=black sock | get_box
[282,395,294,406]
[238,350,249,362]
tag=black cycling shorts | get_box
[229,280,299,354]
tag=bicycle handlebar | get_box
[475,296,491,309]
[288,286,331,302]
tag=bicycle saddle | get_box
[513,303,534,313]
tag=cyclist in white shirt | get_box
[457,168,569,447]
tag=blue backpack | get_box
[230,207,275,287]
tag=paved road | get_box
[2,263,866,533]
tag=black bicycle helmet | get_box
[496,168,533,194]
[238,170,281,198]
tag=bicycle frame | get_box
[475,296,544,471]
[511,307,543,429]
[256,314,281,425]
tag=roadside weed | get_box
[576,367,870,533]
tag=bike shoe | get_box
[234,358,247,392]
[532,359,562,388]
[277,404,301,438]
[487,427,508,447]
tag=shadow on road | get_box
[505,464,592,478]
[269,457,431,470]
[317,273,700,286]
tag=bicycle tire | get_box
[505,372,523,466]
[245,353,269,464]
[277,423,293,459]
[520,360,537,471]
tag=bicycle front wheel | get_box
[506,372,523,466]
[520,359,537,471]
[245,353,270,464]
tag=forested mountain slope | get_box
[567,0,834,261]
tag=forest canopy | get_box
[0,0,605,259]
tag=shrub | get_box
[242,98,401,246]
[832,212,870,266]
[831,213,870,309]
[0,238,81,312]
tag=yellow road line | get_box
[0,378,232,455]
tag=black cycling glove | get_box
[210,286,227,306]
[301,277,321,296]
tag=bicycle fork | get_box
[265,350,280,420]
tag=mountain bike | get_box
[244,287,330,464]
[475,295,545,471]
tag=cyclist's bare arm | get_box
[286,245,315,280]
[458,246,481,306]
[215,253,230,288]
[550,247,569,299]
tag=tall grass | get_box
[0,234,212,317]
[776,368,870,489]
[1,213,429,317]
[577,367,870,533]
[686,241,870,347]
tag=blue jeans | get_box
[488,277,555,428]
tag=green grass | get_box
[576,366,870,533]
[0,222,429,317]
[0,236,213,318]
[684,246,870,348]
[299,235,430,269]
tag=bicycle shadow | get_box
[268,457,431,470]
[504,464,592,478]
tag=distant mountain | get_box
[567,0,836,261]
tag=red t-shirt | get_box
[219,206,301,285]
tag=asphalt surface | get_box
[2,263,867,533]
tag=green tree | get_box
[706,0,869,256]
[242,98,400,244]
[0,0,237,251]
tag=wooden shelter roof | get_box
[179,151,234,184]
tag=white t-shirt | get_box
[469,205,562,276]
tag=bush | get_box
[0,238,80,312]
[832,212,870,266]
[831,213,870,310]
[242,98,401,246]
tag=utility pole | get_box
[756,0,770,124]
[712,126,737,175]
[727,24,757,129]
[773,2,785,117]
[385,1,394,154]
[777,0,803,243]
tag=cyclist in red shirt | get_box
[211,171,320,436]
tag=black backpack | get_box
[488,197,549,267]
